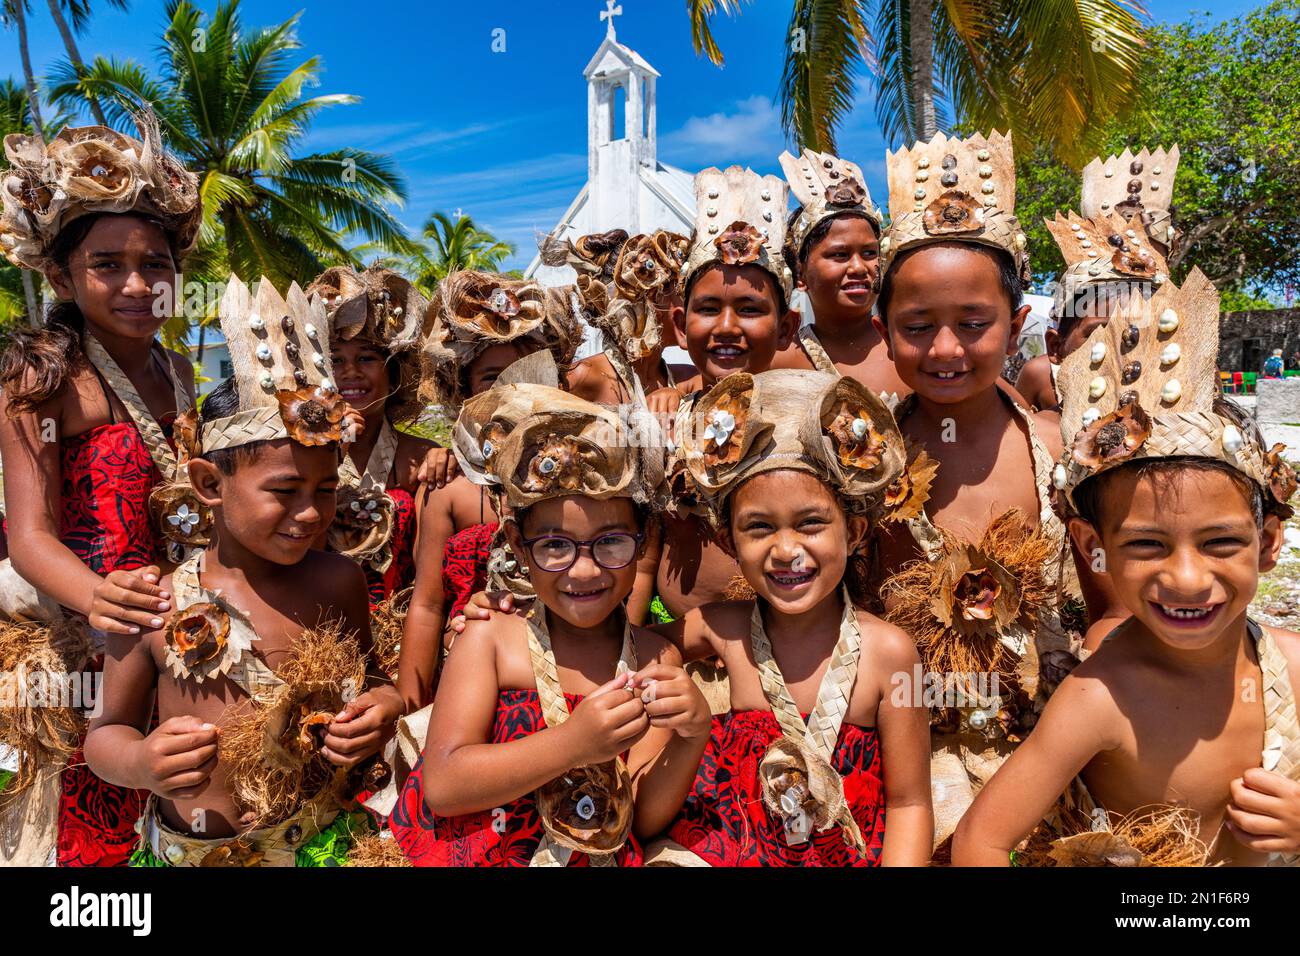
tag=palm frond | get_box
[779,0,872,152]
[685,0,751,66]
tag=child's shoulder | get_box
[566,353,617,403]
[630,623,682,668]
[853,608,921,667]
[690,599,754,641]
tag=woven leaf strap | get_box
[83,335,190,483]
[339,418,399,492]
[1253,620,1300,867]
[526,607,636,867]
[171,556,283,700]
[200,406,286,452]
[749,589,866,853]
[749,587,861,760]
[1007,397,1066,547]
[797,325,838,376]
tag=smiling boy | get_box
[642,167,799,625]
[869,132,1084,847]
[953,269,1300,866]
[86,277,402,866]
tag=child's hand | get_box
[1225,768,1300,855]
[416,446,461,489]
[88,566,171,635]
[322,687,403,767]
[561,673,649,766]
[450,590,523,633]
[136,716,218,799]
[631,663,711,740]
[644,386,683,429]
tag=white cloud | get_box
[659,95,787,164]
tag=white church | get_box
[526,4,697,285]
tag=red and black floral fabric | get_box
[55,421,169,866]
[441,521,497,621]
[667,709,886,866]
[390,689,643,867]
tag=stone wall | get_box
[1218,308,1300,372]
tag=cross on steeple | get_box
[600,0,622,40]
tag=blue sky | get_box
[6,0,1263,269]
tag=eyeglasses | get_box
[519,532,645,573]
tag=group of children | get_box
[0,114,1295,868]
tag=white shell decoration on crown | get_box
[1082,408,1101,427]
[1161,379,1182,403]
[1089,377,1108,400]
[1158,308,1179,333]
[1090,342,1107,363]
[1222,425,1244,454]
[1160,343,1181,366]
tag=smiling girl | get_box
[306,266,445,607]
[770,148,908,401]
[0,118,201,865]
[654,369,932,866]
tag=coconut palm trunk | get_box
[910,0,937,140]
[9,1,47,139]
[46,0,108,126]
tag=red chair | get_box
[1232,371,1244,393]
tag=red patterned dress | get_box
[441,521,497,622]
[364,487,416,605]
[390,689,643,867]
[56,410,169,867]
[667,710,887,866]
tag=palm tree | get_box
[45,0,131,127]
[0,67,47,325]
[47,0,414,289]
[2,1,46,140]
[406,211,514,296]
[690,0,1148,165]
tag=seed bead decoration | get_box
[1089,377,1108,400]
[941,171,958,187]
[285,342,300,362]
[942,154,958,170]
[281,315,295,335]
[1122,325,1140,349]
[1160,343,1181,366]
[1160,379,1182,404]
[1121,361,1141,384]
[293,369,309,387]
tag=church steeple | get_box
[584,2,659,225]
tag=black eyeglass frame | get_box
[517,531,646,573]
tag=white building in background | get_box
[187,339,231,396]
[526,6,696,286]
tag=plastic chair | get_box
[1232,371,1244,393]
[1220,371,1234,393]
[1244,372,1257,394]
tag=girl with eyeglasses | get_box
[388,387,709,866]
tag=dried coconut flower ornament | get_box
[1071,402,1152,470]
[165,603,230,671]
[715,221,766,265]
[535,761,634,856]
[1266,444,1298,507]
[522,434,586,495]
[276,386,350,446]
